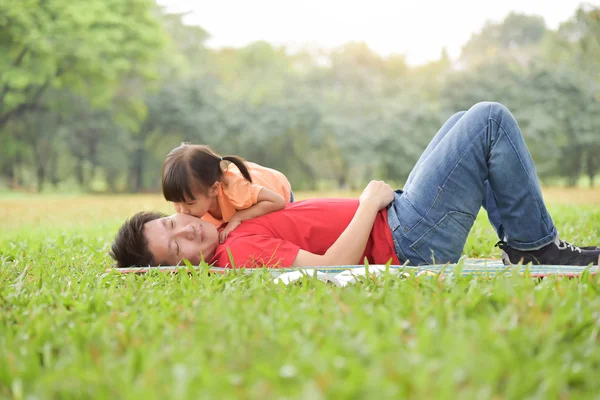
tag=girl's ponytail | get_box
[222,155,252,183]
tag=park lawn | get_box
[0,188,599,399]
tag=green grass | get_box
[1,191,599,399]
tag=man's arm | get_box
[292,180,394,267]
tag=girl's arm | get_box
[219,187,285,243]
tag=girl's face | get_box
[173,183,219,218]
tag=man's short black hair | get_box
[110,211,167,268]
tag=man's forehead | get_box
[153,215,177,227]
[143,217,167,245]
[143,217,161,230]
[143,217,172,264]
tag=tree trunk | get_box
[105,169,120,193]
[15,152,23,187]
[291,153,316,190]
[74,155,86,186]
[337,174,347,189]
[87,133,99,190]
[588,151,597,188]
[566,145,583,187]
[129,145,145,192]
[285,137,316,190]
[49,153,60,188]
[37,164,45,192]
[3,158,15,188]
[128,122,153,193]
[88,165,97,190]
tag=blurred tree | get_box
[407,48,452,104]
[1,4,596,192]
[0,0,167,191]
[119,10,214,192]
[0,0,166,127]
[440,62,526,114]
[211,41,294,105]
[521,66,591,184]
[459,12,547,67]
[541,4,600,185]
[126,78,212,192]
[7,108,67,192]
[545,5,600,84]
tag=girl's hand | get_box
[218,188,285,244]
[219,217,242,243]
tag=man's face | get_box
[144,213,219,266]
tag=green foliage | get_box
[459,12,547,68]
[0,0,166,122]
[1,5,599,192]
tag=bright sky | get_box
[157,0,597,65]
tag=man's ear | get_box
[208,181,220,197]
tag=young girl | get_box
[162,143,293,243]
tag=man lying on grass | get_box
[111,102,600,268]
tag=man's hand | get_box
[292,180,395,267]
[359,180,394,210]
[219,216,242,243]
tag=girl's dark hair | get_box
[162,143,252,202]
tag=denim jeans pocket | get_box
[390,192,426,235]
[410,211,475,264]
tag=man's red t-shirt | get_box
[210,198,401,268]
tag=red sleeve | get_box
[212,236,300,268]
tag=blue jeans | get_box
[387,102,557,265]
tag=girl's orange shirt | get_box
[202,162,292,226]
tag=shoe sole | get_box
[501,251,511,266]
[501,249,600,266]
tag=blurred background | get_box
[0,0,599,194]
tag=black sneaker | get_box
[496,237,600,266]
